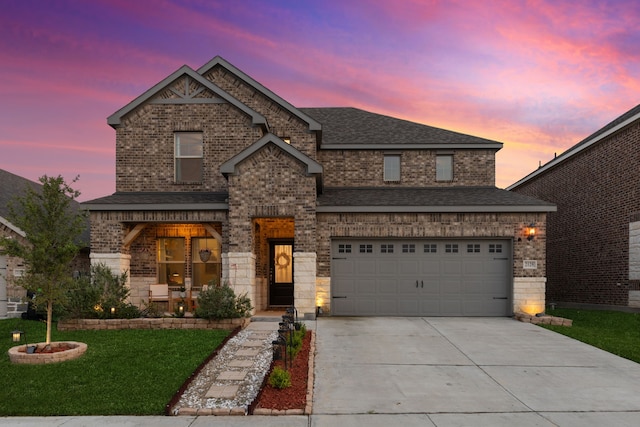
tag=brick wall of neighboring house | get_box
[227,145,317,254]
[202,66,318,159]
[316,212,547,278]
[512,121,640,306]
[317,149,496,187]
[116,102,264,193]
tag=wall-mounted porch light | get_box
[527,223,536,241]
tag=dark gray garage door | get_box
[331,239,512,316]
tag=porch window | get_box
[384,154,401,182]
[157,238,185,286]
[192,238,222,287]
[175,132,203,182]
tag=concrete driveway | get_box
[312,317,640,426]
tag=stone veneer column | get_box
[513,277,546,315]
[223,252,256,315]
[90,253,131,285]
[293,252,317,320]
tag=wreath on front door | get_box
[276,252,291,269]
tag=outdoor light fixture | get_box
[527,223,536,241]
[11,330,22,343]
[110,307,116,315]
[11,329,35,353]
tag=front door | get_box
[269,241,294,306]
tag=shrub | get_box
[60,263,141,319]
[194,281,253,320]
[268,366,291,389]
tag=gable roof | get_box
[317,186,556,213]
[0,169,90,244]
[301,107,503,150]
[107,65,268,129]
[0,169,37,236]
[220,133,323,180]
[508,103,640,190]
[198,56,322,132]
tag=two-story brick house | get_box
[82,56,555,319]
[509,104,640,310]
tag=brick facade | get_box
[511,115,640,307]
[317,149,496,187]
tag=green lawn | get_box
[543,308,640,364]
[0,318,229,416]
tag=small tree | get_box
[0,175,86,345]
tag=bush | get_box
[60,263,141,319]
[268,366,291,389]
[194,281,253,320]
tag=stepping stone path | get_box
[172,321,278,416]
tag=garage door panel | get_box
[441,279,462,294]
[355,279,374,294]
[376,279,398,294]
[377,260,397,275]
[420,260,441,274]
[442,260,463,275]
[355,260,377,275]
[398,260,420,275]
[334,260,355,275]
[332,239,511,316]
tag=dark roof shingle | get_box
[301,107,503,148]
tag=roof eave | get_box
[321,143,503,150]
[508,110,640,190]
[81,203,229,211]
[316,205,557,213]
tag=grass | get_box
[542,308,640,364]
[0,318,229,416]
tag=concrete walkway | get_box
[3,317,640,426]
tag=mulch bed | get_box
[251,330,311,412]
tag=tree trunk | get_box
[46,300,53,345]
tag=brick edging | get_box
[514,312,573,326]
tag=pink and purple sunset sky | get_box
[1,0,639,201]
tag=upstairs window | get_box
[436,154,453,181]
[384,154,401,182]
[175,132,203,182]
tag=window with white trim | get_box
[175,132,203,182]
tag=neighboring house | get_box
[508,104,640,310]
[0,169,90,318]
[82,56,555,319]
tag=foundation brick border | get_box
[57,317,250,331]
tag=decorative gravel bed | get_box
[171,326,277,415]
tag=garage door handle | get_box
[332,257,347,260]
[494,257,509,260]
[493,297,508,300]
[333,296,347,299]
[416,280,419,288]
[421,280,424,288]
